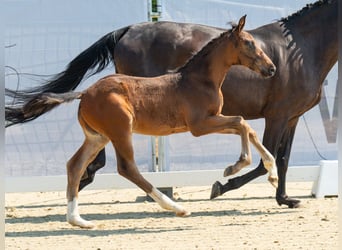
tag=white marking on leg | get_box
[148,187,191,217]
[261,151,278,188]
[253,143,278,188]
[67,198,95,228]
[248,130,278,188]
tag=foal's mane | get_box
[280,0,334,22]
[176,28,233,73]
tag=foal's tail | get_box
[5,90,82,127]
[5,25,130,126]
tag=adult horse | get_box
[6,0,337,208]
[6,16,277,228]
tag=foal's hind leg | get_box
[66,134,108,228]
[79,148,106,191]
[109,127,190,217]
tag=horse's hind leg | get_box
[66,133,108,228]
[79,148,106,191]
[117,153,190,216]
[111,129,190,217]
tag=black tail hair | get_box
[6,26,130,126]
[5,90,82,127]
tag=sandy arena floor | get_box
[5,182,338,250]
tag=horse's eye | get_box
[245,40,254,49]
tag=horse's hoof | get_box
[268,176,278,188]
[176,210,191,217]
[288,199,301,208]
[210,181,223,200]
[67,215,95,229]
[223,166,234,177]
[277,196,301,208]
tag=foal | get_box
[6,15,277,228]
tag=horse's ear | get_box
[236,15,246,33]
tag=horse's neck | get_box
[285,3,337,82]
[179,38,234,89]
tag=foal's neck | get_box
[178,34,235,90]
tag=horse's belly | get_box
[133,110,189,135]
[132,120,188,136]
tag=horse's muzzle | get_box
[262,65,276,78]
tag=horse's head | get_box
[231,15,276,78]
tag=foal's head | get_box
[230,15,276,78]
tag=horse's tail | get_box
[6,26,130,126]
[25,26,130,94]
[5,90,82,127]
[36,26,129,94]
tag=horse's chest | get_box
[207,91,224,115]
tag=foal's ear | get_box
[236,15,246,33]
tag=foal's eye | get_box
[245,40,255,49]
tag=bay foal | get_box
[6,16,277,228]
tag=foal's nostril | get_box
[269,65,276,76]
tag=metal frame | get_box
[5,165,320,193]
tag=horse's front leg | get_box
[247,128,278,188]
[217,123,277,187]
[210,118,281,201]
[275,120,301,208]
[210,128,278,200]
[222,128,252,177]
[189,115,253,175]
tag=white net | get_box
[5,1,151,176]
[5,0,338,178]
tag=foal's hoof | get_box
[223,166,234,177]
[176,210,191,217]
[210,181,223,200]
[268,176,278,188]
[67,215,95,229]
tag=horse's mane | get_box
[281,0,334,22]
[177,28,233,73]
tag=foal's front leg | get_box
[221,126,278,188]
[221,127,252,177]
[210,124,278,200]
[189,115,253,174]
[247,128,278,188]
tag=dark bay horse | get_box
[6,0,337,208]
[6,16,277,228]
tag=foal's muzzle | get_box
[262,65,276,78]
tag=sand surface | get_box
[5,182,338,250]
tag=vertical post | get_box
[148,0,163,173]
[158,136,170,172]
[148,0,162,22]
[0,8,5,247]
[338,0,342,245]
[146,0,172,199]
[151,136,158,171]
